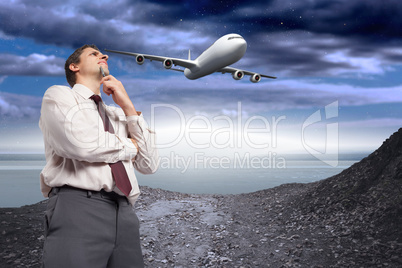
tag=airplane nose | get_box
[241,39,247,49]
[238,39,247,55]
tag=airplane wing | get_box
[218,66,277,79]
[104,49,197,69]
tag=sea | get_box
[0,153,367,208]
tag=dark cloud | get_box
[77,1,133,20]
[140,0,247,21]
[306,0,402,40]
[207,0,402,40]
[1,73,401,123]
[0,1,209,56]
[129,0,402,43]
[0,92,42,120]
[0,53,64,76]
[117,76,399,117]
[1,0,402,78]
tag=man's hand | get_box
[130,138,139,153]
[101,75,137,116]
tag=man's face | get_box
[76,47,109,77]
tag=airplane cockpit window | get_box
[228,36,244,40]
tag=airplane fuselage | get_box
[184,34,247,80]
[104,33,276,83]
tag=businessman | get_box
[39,44,158,267]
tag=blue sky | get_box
[0,0,402,161]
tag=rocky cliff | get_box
[1,129,402,267]
[294,128,402,265]
[301,128,402,241]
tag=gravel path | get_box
[2,182,400,267]
[2,128,402,268]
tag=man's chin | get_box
[99,65,109,76]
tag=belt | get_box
[49,185,129,204]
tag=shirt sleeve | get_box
[39,86,138,163]
[126,114,159,174]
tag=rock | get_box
[1,130,402,267]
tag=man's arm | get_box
[101,74,137,116]
[130,138,139,152]
[101,75,159,173]
[40,86,138,163]
[127,115,159,174]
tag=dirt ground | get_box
[3,129,402,267]
[1,182,401,268]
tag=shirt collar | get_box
[72,84,101,99]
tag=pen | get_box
[100,66,106,77]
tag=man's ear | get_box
[69,63,79,72]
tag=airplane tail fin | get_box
[188,49,191,60]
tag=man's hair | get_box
[65,44,100,87]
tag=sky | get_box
[0,0,402,165]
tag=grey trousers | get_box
[42,186,144,268]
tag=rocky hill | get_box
[299,128,402,241]
[295,128,402,265]
[1,129,401,267]
[196,128,402,267]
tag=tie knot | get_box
[90,95,102,104]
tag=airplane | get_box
[104,33,277,83]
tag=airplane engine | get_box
[136,55,145,65]
[232,70,244,80]
[250,73,261,83]
[163,59,173,69]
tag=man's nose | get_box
[100,54,109,61]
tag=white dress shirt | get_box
[39,84,158,205]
